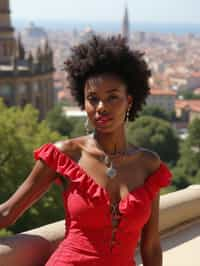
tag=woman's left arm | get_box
[140,193,162,266]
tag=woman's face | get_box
[84,74,132,133]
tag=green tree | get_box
[139,105,175,121]
[68,117,85,137]
[46,104,86,137]
[46,104,74,136]
[0,229,13,237]
[127,116,179,165]
[178,90,200,100]
[0,99,65,233]
[172,118,200,189]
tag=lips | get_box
[95,115,112,124]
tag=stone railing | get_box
[0,185,200,266]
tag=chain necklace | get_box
[91,132,139,179]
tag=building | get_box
[122,4,130,43]
[63,106,86,117]
[135,31,146,43]
[54,71,76,105]
[22,22,47,39]
[80,26,95,43]
[175,99,200,123]
[0,0,55,119]
[169,74,188,91]
[187,72,200,91]
[194,88,200,95]
[147,88,177,112]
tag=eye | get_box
[87,95,99,104]
[108,95,118,101]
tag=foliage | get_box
[139,105,175,121]
[172,118,200,189]
[0,99,65,233]
[178,90,200,100]
[127,116,179,165]
[0,228,13,237]
[45,104,74,136]
[68,117,85,137]
[46,104,85,138]
[160,185,176,195]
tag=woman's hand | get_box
[0,159,57,229]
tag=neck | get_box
[93,127,127,154]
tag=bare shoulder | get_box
[54,136,88,161]
[140,148,161,176]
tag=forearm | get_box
[141,245,162,266]
[0,202,12,228]
[0,180,52,229]
[0,160,55,229]
[0,192,38,229]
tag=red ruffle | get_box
[144,162,172,199]
[34,143,172,204]
[34,143,105,199]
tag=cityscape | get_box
[1,1,200,133]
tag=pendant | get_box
[104,155,111,165]
[106,166,117,179]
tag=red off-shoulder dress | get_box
[34,143,172,266]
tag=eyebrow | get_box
[86,88,120,94]
[106,88,120,93]
[86,90,97,95]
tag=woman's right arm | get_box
[0,159,57,229]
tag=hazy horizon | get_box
[12,18,200,35]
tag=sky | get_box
[10,0,200,24]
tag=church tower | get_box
[0,0,16,64]
[0,0,55,119]
[122,4,130,43]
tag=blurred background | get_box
[0,0,200,235]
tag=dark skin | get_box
[0,74,162,266]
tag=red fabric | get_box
[34,143,172,266]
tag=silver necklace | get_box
[91,133,136,179]
[104,156,117,179]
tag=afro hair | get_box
[64,35,151,121]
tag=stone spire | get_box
[15,33,25,60]
[36,46,43,63]
[122,3,130,43]
[42,38,53,70]
[44,38,49,53]
[0,0,16,64]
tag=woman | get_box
[0,35,172,266]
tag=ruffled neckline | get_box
[34,143,172,207]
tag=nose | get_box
[96,100,109,115]
[97,100,105,111]
[97,100,103,108]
